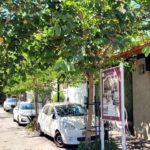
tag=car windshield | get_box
[20,103,34,110]
[7,98,16,103]
[55,104,85,117]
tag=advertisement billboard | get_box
[102,66,122,121]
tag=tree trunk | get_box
[23,92,27,101]
[32,77,38,119]
[85,72,94,143]
[34,90,38,118]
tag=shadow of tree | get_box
[110,132,150,150]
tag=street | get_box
[0,106,77,150]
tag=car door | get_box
[46,107,57,137]
[44,106,52,135]
[39,106,49,133]
[48,108,59,137]
[13,104,19,120]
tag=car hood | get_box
[61,116,85,129]
[19,109,36,116]
[61,115,99,130]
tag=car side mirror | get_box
[52,113,56,119]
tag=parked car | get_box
[3,98,17,111]
[37,102,99,147]
[13,102,36,125]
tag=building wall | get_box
[132,58,150,140]
[63,83,88,106]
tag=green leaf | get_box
[142,46,150,57]
[0,25,3,34]
[55,26,61,37]
[65,1,72,6]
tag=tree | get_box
[4,66,58,112]
[1,0,150,142]
[44,0,150,141]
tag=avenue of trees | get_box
[0,0,150,141]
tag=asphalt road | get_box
[0,106,77,150]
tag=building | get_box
[120,41,150,140]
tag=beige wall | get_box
[132,58,150,140]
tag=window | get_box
[47,106,54,116]
[20,103,34,110]
[43,106,49,115]
[7,98,16,103]
[55,104,85,117]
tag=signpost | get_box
[100,64,126,150]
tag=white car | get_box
[38,102,99,147]
[13,102,36,125]
[3,98,17,111]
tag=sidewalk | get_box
[110,131,150,150]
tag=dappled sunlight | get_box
[110,131,150,150]
[135,122,150,141]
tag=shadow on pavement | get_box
[112,133,150,150]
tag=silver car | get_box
[3,98,17,111]
[38,103,99,147]
[13,102,36,126]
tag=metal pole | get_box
[98,101,101,142]
[120,63,126,150]
[100,69,105,150]
[101,117,105,150]
[94,97,97,142]
[57,80,60,102]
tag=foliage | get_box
[0,0,149,86]
[77,140,118,150]
[26,118,37,131]
[3,68,57,98]
[52,89,65,103]
[142,46,150,57]
[54,58,86,85]
[0,0,149,78]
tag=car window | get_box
[6,98,16,103]
[47,106,54,116]
[55,104,85,117]
[20,103,34,110]
[43,106,49,115]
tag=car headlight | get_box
[63,122,75,130]
[6,103,10,106]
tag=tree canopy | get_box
[0,0,149,77]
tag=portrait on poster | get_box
[102,66,121,121]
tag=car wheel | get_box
[17,116,21,126]
[37,124,44,136]
[54,131,64,148]
[3,108,5,111]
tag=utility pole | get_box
[57,79,60,102]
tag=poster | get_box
[102,66,122,121]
